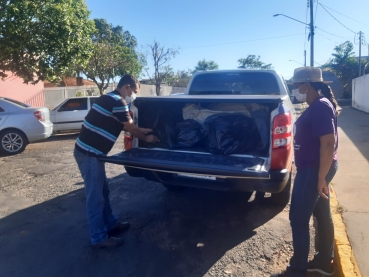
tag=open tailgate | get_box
[99,148,270,179]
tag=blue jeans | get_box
[289,160,338,271]
[74,148,118,244]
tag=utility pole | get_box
[304,50,307,66]
[310,0,314,66]
[358,31,362,77]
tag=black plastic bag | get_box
[175,119,206,148]
[204,113,261,155]
[151,112,177,149]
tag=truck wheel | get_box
[162,183,184,191]
[270,174,292,206]
[0,129,28,155]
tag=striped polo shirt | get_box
[75,90,131,156]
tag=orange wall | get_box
[0,72,44,102]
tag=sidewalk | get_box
[333,106,369,276]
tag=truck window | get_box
[189,72,280,95]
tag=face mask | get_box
[125,93,137,104]
[292,83,308,103]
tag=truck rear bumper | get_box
[125,167,290,193]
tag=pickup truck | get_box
[100,70,296,205]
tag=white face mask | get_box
[125,93,137,104]
[292,83,308,103]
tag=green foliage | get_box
[322,41,369,97]
[0,0,96,84]
[80,19,143,95]
[76,91,86,97]
[238,55,272,69]
[193,60,219,73]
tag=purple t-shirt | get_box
[294,97,338,169]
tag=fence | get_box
[43,84,186,109]
[352,74,369,113]
[24,89,45,107]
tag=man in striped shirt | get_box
[74,75,158,248]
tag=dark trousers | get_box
[289,161,338,271]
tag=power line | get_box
[304,0,309,52]
[319,3,356,34]
[315,27,351,39]
[315,32,339,45]
[314,0,319,24]
[181,33,305,49]
[319,3,369,27]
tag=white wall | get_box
[352,74,369,113]
[139,84,186,96]
[43,84,186,109]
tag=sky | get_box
[86,0,369,80]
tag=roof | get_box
[44,77,96,88]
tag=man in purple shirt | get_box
[277,67,339,277]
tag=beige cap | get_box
[293,66,332,84]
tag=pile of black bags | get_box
[174,114,261,155]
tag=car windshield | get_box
[4,98,30,107]
[189,72,280,95]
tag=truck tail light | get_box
[124,111,134,151]
[271,113,293,170]
[34,111,45,122]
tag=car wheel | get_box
[270,173,292,206]
[0,129,28,155]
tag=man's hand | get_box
[317,177,329,200]
[140,128,153,135]
[145,135,160,143]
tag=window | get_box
[89,97,99,107]
[58,98,88,112]
[4,98,30,107]
[189,72,280,95]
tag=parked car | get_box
[101,70,297,205]
[49,96,99,132]
[0,97,53,155]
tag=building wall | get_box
[0,72,44,105]
[352,74,369,113]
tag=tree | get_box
[80,19,143,95]
[193,60,219,73]
[164,69,192,87]
[322,41,369,96]
[145,40,179,96]
[0,0,95,84]
[238,55,272,69]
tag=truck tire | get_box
[270,174,292,206]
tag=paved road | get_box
[0,126,326,277]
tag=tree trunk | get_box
[98,85,104,96]
[155,81,161,96]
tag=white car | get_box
[0,97,53,155]
[49,96,99,132]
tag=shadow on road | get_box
[0,172,285,277]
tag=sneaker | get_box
[92,237,124,249]
[276,267,307,277]
[107,221,130,237]
[307,259,334,276]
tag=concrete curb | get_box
[330,186,362,277]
